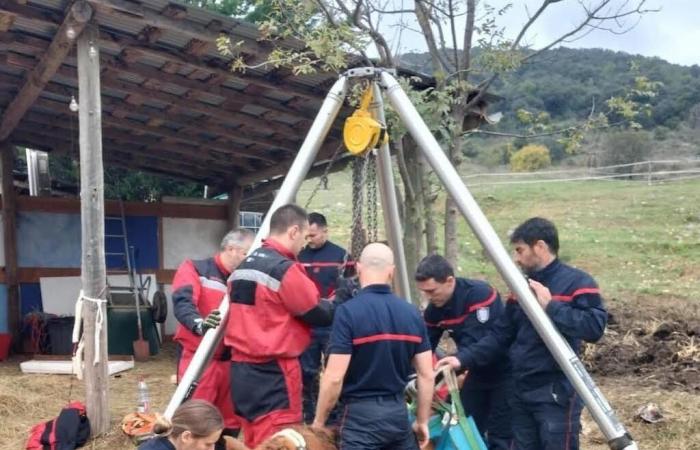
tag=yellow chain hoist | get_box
[343,84,389,155]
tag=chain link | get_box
[365,151,379,243]
[350,156,367,259]
[304,143,346,209]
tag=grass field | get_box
[1,172,698,449]
[299,170,700,304]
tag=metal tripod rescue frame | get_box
[165,68,638,450]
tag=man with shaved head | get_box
[312,243,434,449]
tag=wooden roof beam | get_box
[86,0,327,99]
[0,0,325,102]
[242,156,351,202]
[87,0,261,54]
[3,28,337,135]
[13,128,229,184]
[0,1,92,140]
[31,96,264,168]
[19,112,245,173]
[0,49,307,152]
[238,142,347,186]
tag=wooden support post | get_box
[1,143,19,344]
[0,1,92,141]
[228,184,242,230]
[77,22,109,436]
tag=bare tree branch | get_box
[523,0,654,62]
[466,0,652,111]
[415,0,452,74]
[428,9,456,71]
[464,0,553,110]
[312,0,373,65]
[446,0,460,72]
[461,0,475,76]
[395,140,416,202]
[462,120,627,139]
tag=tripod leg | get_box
[379,71,636,450]
[370,82,413,303]
[164,76,350,419]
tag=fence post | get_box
[647,161,652,185]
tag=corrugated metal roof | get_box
[0,0,432,186]
[95,10,147,36]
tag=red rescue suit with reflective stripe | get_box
[172,255,229,356]
[225,239,321,362]
[172,255,239,429]
[225,238,324,448]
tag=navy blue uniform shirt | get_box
[328,284,431,400]
[457,259,607,393]
[298,240,349,298]
[424,277,510,386]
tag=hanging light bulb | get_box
[69,95,79,112]
[66,27,76,40]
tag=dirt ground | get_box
[585,296,700,393]
[1,297,699,449]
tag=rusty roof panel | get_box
[2,0,423,185]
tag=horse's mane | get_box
[258,426,336,450]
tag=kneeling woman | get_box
[139,399,225,450]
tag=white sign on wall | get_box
[162,218,228,270]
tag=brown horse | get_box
[224,426,435,450]
[224,426,337,450]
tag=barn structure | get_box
[0,0,440,344]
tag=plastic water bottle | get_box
[137,377,150,413]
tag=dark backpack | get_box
[26,401,91,450]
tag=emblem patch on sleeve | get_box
[476,307,490,323]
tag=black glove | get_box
[334,276,360,304]
[193,309,221,336]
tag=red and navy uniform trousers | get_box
[424,278,513,450]
[457,259,608,450]
[298,240,351,422]
[226,239,332,448]
[329,284,432,450]
[172,255,240,432]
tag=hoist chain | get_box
[304,142,345,209]
[365,151,379,243]
[350,156,367,259]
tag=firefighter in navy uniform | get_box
[312,243,434,450]
[226,204,335,449]
[298,212,351,422]
[415,254,512,450]
[172,229,254,438]
[438,217,607,450]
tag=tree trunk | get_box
[419,153,438,254]
[395,137,424,303]
[443,106,465,267]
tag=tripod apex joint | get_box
[344,66,396,79]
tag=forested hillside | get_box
[399,47,700,130]
[399,47,700,167]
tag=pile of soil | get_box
[585,305,700,392]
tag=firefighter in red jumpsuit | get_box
[172,228,255,438]
[226,204,335,448]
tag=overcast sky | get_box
[377,0,699,67]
